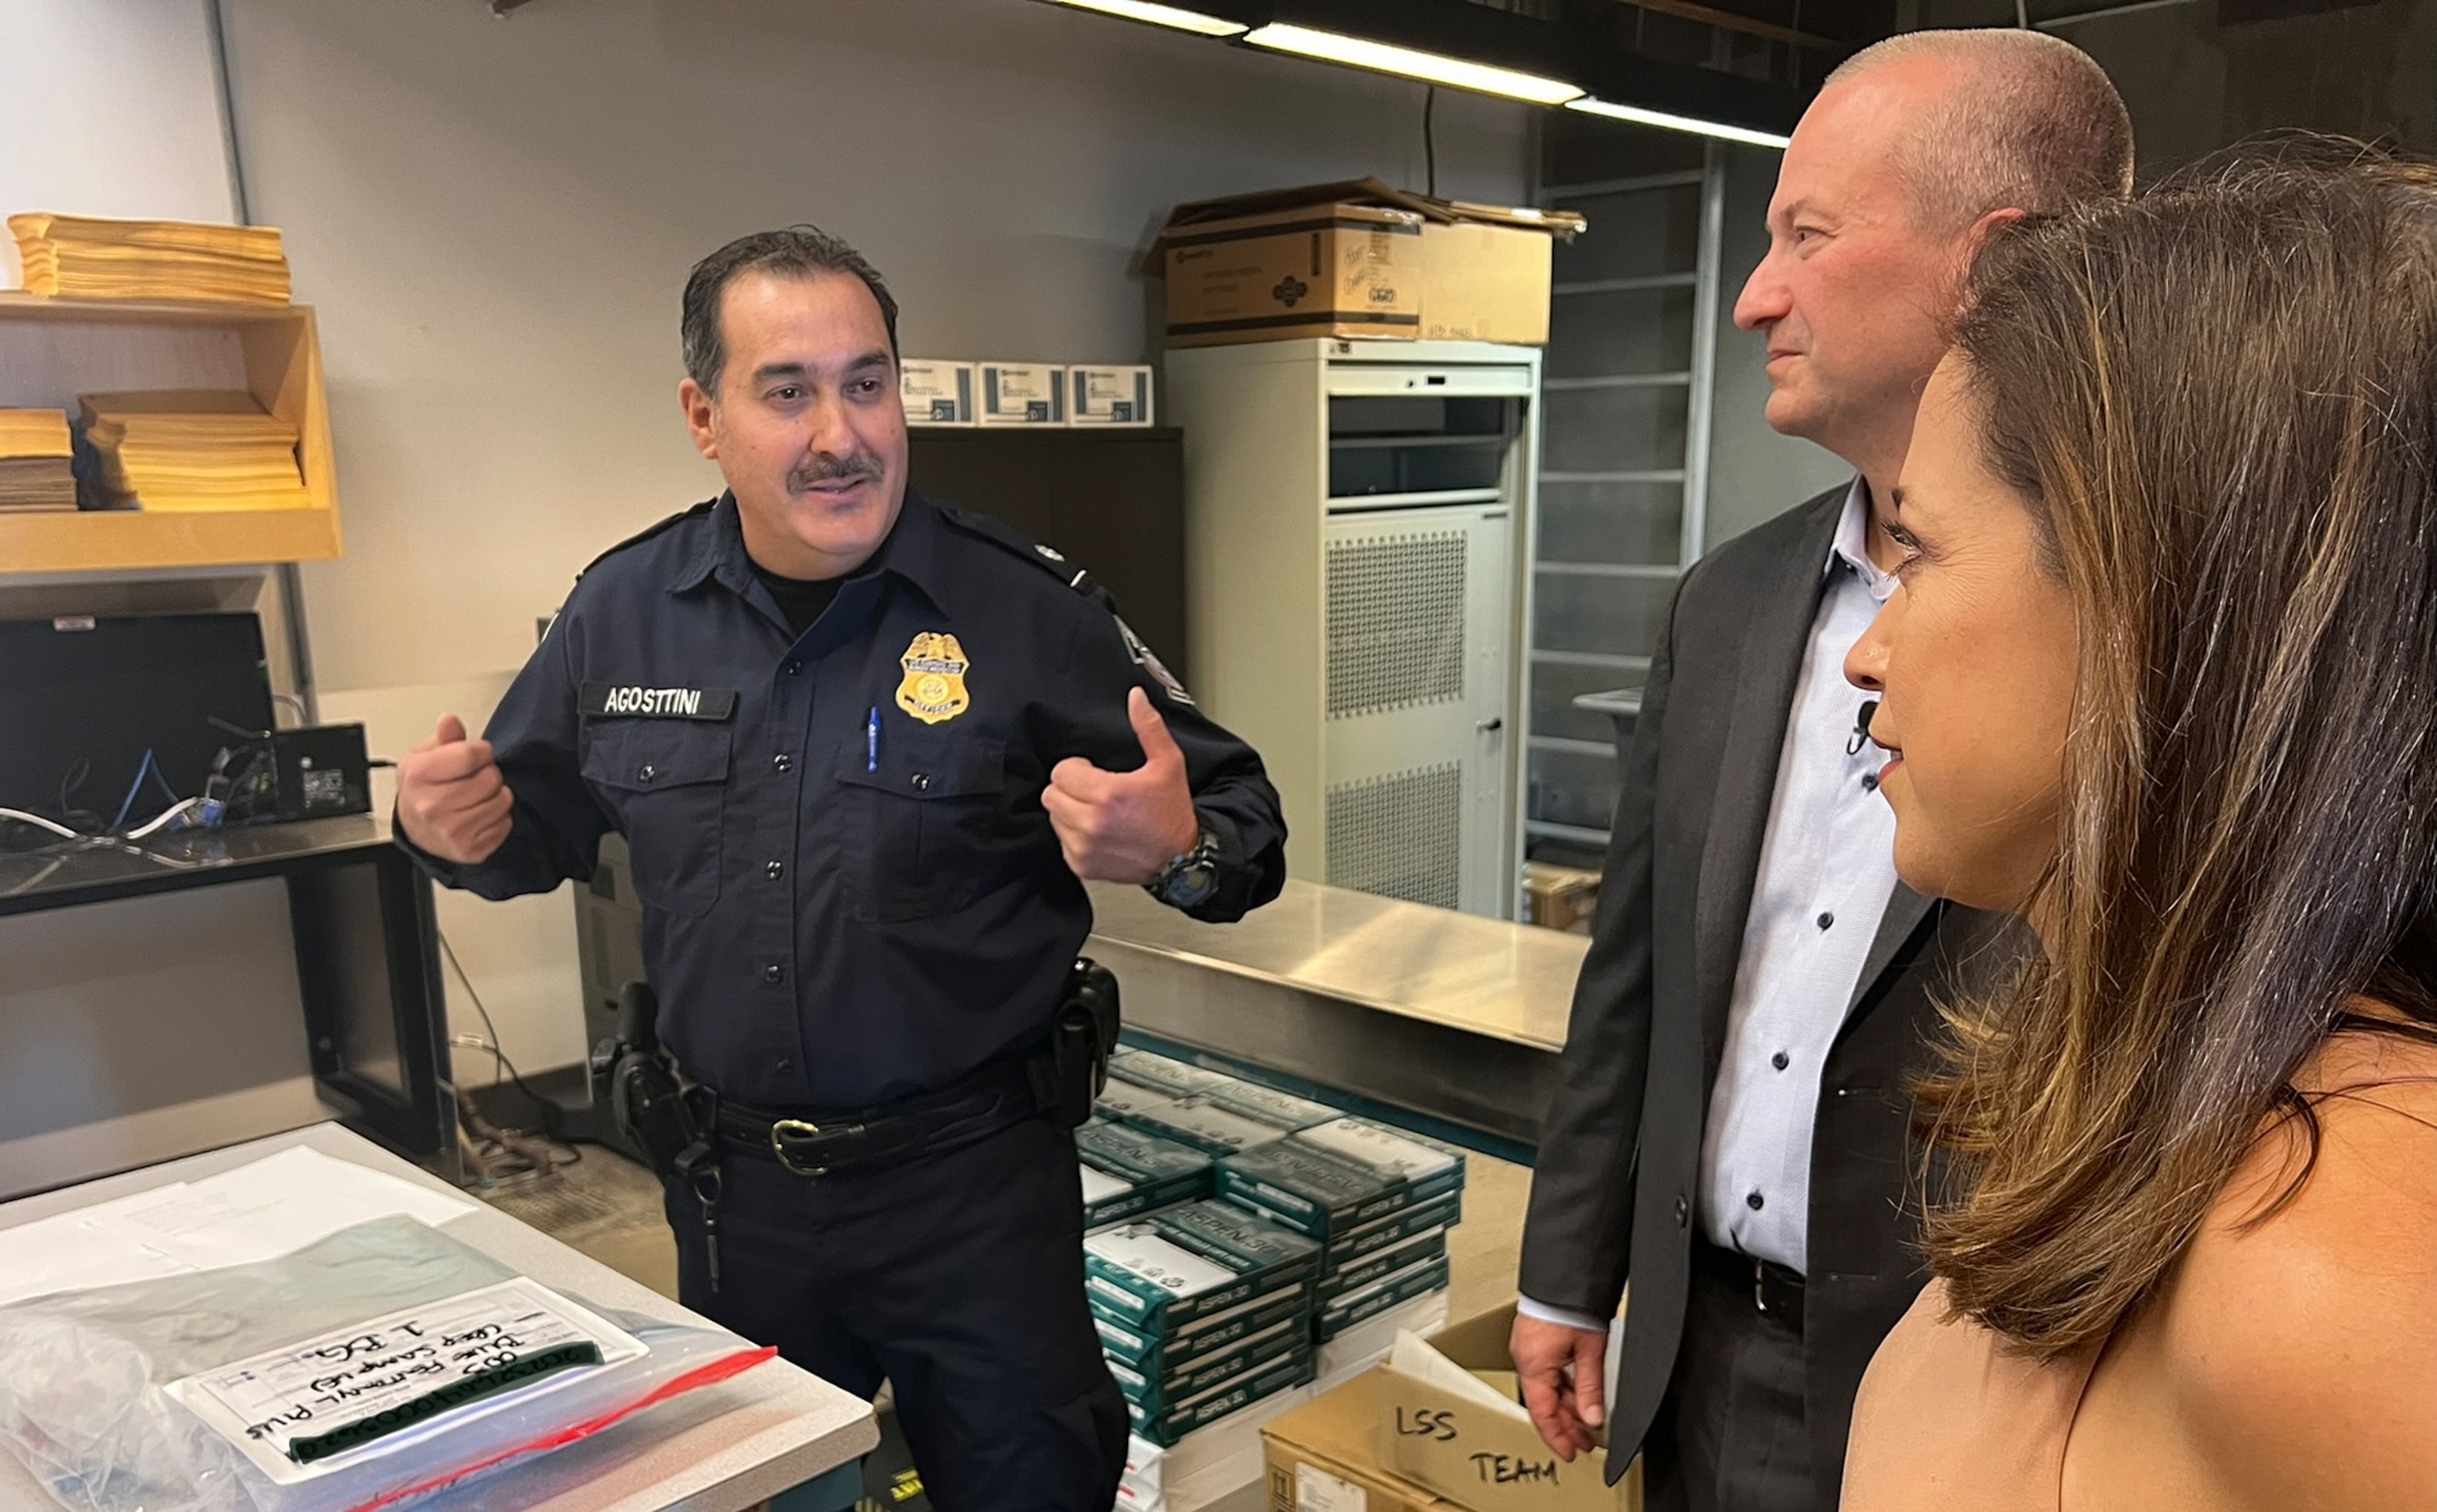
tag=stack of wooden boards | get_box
[79,390,308,512]
[9,214,290,305]
[0,409,75,512]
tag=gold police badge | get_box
[896,631,972,724]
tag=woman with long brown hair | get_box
[1836,144,2437,1509]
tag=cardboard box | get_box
[1203,1077,1341,1133]
[1264,1368,1454,1512]
[1322,1226,1448,1303]
[1161,199,1422,348]
[1072,363,1155,425]
[1222,1119,1464,1242]
[1157,179,1583,350]
[977,362,1066,424]
[1114,1048,1238,1099]
[1415,219,1555,345]
[1096,1287,1313,1372]
[1316,1252,1448,1341]
[1377,1303,1640,1512]
[1134,1348,1318,1447]
[1086,1201,1318,1331]
[1522,862,1602,934]
[1296,1120,1466,1206]
[1097,1069,1180,1121]
[1323,1193,1464,1280]
[1220,1138,1418,1241]
[1129,1096,1299,1158]
[900,359,973,425]
[1112,1317,1311,1413]
[1079,1118,1216,1227]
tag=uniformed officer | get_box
[394,224,1288,1509]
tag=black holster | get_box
[1029,957,1120,1129]
[591,980,700,1180]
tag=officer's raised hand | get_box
[397,714,516,865]
[1044,687,1200,884]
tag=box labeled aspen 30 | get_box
[977,362,1065,424]
[1086,1200,1315,1332]
[1077,1118,1215,1228]
[1094,1287,1311,1373]
[1129,1096,1298,1159]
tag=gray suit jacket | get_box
[1518,485,2017,1487]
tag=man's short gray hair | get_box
[1826,29,2135,228]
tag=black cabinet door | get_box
[908,428,1191,688]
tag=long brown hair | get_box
[1922,140,2437,1357]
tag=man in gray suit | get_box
[1512,32,2132,1512]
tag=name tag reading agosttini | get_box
[578,682,739,720]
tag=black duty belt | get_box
[1695,1240,1806,1333]
[707,1053,1042,1178]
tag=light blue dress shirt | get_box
[1521,481,1899,1334]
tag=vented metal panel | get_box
[1326,532,1467,718]
[1325,763,1464,910]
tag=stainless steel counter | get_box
[1086,881,1590,1148]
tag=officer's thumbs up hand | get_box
[1045,687,1200,885]
[397,714,516,865]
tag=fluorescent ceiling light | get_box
[1043,0,1246,36]
[1243,22,1586,106]
[1567,96,1790,150]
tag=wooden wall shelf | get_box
[0,293,343,574]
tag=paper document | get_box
[167,1276,644,1484]
[0,1145,479,1307]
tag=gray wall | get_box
[1703,142,1852,553]
[217,0,1533,699]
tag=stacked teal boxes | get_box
[1082,1197,1322,1445]
[1213,1117,1466,1341]
[1077,1117,1215,1229]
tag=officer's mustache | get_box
[788,451,885,494]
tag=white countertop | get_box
[0,1122,878,1512]
[1088,879,1590,1052]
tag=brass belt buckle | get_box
[1752,1259,1770,1315]
[771,1117,829,1177]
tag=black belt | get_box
[706,1053,1042,1178]
[1695,1240,1806,1332]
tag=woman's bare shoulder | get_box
[2156,1029,2437,1510]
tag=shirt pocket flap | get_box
[835,731,1005,800]
[582,722,735,793]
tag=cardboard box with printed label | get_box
[1157,179,1584,350]
[977,362,1066,424]
[1376,1303,1639,1512]
[1078,1118,1215,1228]
[900,359,974,425]
[1264,1368,1453,1512]
[1072,363,1156,425]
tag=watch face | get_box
[1165,861,1218,907]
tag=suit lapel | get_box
[1694,486,1849,1082]
[1844,883,1939,1019]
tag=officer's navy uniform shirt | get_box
[406,490,1288,1109]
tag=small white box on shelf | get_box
[900,359,974,425]
[1070,364,1155,425]
[977,363,1066,424]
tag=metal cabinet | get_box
[1168,339,1541,918]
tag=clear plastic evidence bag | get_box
[0,1214,774,1512]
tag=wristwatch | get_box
[1146,823,1222,910]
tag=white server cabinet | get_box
[1166,339,1541,918]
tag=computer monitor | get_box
[0,612,276,835]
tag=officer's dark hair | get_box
[681,225,900,397]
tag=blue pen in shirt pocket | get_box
[867,707,881,773]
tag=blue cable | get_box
[109,750,159,831]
